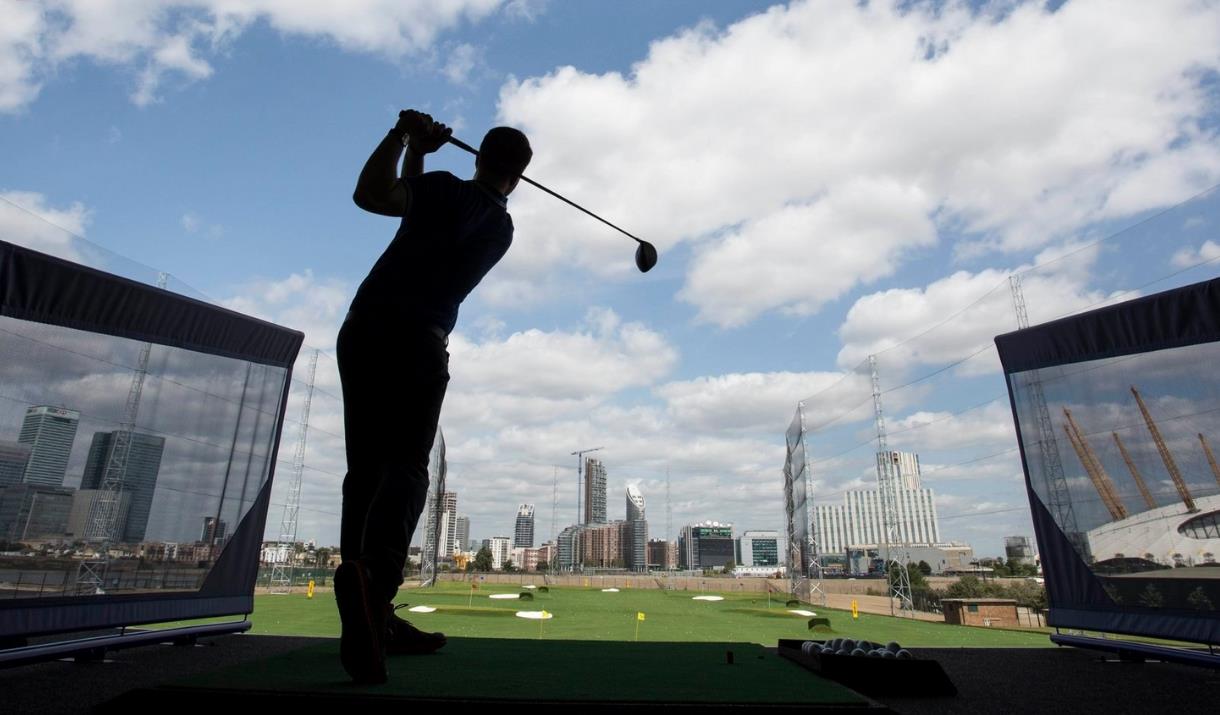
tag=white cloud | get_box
[0,190,90,261]
[222,269,351,353]
[1171,239,1220,269]
[835,243,1122,374]
[1,0,517,110]
[659,370,860,434]
[443,42,481,84]
[886,400,1016,454]
[493,0,1220,325]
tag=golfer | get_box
[335,109,531,684]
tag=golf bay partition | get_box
[996,276,1220,659]
[0,239,302,657]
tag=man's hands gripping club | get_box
[395,110,452,155]
[354,109,451,217]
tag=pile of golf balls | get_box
[800,639,913,659]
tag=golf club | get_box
[445,135,658,273]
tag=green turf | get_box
[171,637,869,704]
[181,582,1051,647]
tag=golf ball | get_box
[886,641,901,652]
[881,650,896,659]
[851,648,867,657]
[896,649,913,660]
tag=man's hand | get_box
[396,110,452,154]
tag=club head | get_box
[635,242,658,273]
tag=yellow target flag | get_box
[637,612,646,621]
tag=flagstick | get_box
[469,585,474,608]
[634,618,640,642]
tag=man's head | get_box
[475,127,532,195]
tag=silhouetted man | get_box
[336,109,531,684]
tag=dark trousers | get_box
[337,314,449,602]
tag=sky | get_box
[2,0,1220,558]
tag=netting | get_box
[785,185,1220,598]
[0,236,301,637]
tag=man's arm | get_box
[353,110,451,217]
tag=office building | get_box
[68,489,133,541]
[201,516,227,544]
[80,430,165,542]
[456,516,470,554]
[0,484,73,541]
[737,530,780,567]
[584,458,607,524]
[0,440,32,488]
[625,486,647,571]
[679,522,734,569]
[489,536,511,570]
[814,450,940,554]
[17,406,79,487]
[514,504,535,547]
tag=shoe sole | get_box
[335,563,387,684]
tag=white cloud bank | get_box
[491,0,1220,326]
[0,0,518,110]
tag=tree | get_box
[1137,584,1164,609]
[473,547,493,572]
[315,548,332,568]
[536,561,549,573]
[1187,586,1214,611]
[917,560,932,576]
[502,559,517,573]
[722,560,736,575]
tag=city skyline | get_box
[5,3,1219,559]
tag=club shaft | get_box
[446,136,646,245]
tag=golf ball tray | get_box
[777,638,957,697]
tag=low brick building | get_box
[941,598,1019,627]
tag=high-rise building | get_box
[0,440,32,488]
[814,450,940,554]
[647,539,677,570]
[489,536,511,570]
[80,430,166,542]
[584,458,607,524]
[456,516,470,553]
[18,406,79,487]
[580,521,627,568]
[876,450,922,490]
[424,491,459,559]
[68,489,132,541]
[200,516,227,544]
[737,530,780,567]
[815,487,940,553]
[0,484,73,541]
[514,504,535,547]
[557,525,582,571]
[1004,535,1036,565]
[625,486,647,571]
[679,522,734,569]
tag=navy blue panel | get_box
[200,478,273,596]
[0,596,253,637]
[996,276,1220,373]
[0,240,303,367]
[1027,489,1114,609]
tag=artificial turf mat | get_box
[112,637,875,709]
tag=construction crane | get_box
[1112,432,1157,510]
[76,272,167,595]
[1197,433,1220,489]
[1062,408,1127,520]
[1131,386,1196,512]
[269,350,318,595]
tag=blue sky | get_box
[2,0,1220,558]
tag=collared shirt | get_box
[350,171,513,334]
